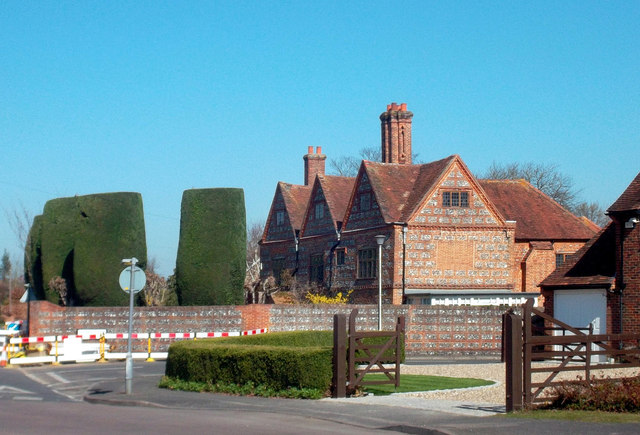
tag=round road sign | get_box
[119,266,146,294]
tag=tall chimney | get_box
[380,102,413,164]
[303,146,326,185]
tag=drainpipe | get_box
[327,225,342,290]
[402,224,408,303]
[618,221,625,337]
[293,230,300,276]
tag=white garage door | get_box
[554,288,607,362]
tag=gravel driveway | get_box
[401,361,640,404]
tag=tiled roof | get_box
[318,175,355,227]
[608,171,640,213]
[539,223,616,289]
[364,156,455,223]
[279,182,311,231]
[480,179,597,241]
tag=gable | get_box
[410,159,505,227]
[264,186,295,242]
[263,183,311,242]
[301,182,335,237]
[608,171,640,213]
[343,170,385,230]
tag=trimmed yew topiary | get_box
[35,192,147,306]
[175,188,246,305]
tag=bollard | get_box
[97,335,107,363]
[52,338,60,366]
[146,336,155,362]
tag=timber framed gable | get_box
[407,156,507,228]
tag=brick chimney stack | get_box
[380,102,413,164]
[303,146,326,186]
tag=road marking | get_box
[46,371,68,384]
[0,386,35,394]
[14,396,43,401]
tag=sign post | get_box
[119,258,146,395]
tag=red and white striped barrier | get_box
[4,328,268,366]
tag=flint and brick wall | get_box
[29,301,505,356]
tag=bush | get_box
[165,332,333,392]
[548,377,640,412]
[175,188,246,305]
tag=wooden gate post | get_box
[332,313,347,398]
[504,310,523,412]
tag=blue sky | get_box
[1,2,638,277]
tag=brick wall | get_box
[621,221,640,333]
[28,301,505,356]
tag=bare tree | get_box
[0,250,10,282]
[4,203,34,284]
[573,201,609,227]
[483,161,578,210]
[48,276,68,306]
[328,146,421,177]
[245,221,264,286]
[140,257,177,306]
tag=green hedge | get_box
[175,188,246,305]
[31,192,147,306]
[165,331,333,391]
[25,214,45,299]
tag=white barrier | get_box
[4,328,268,366]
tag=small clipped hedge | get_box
[165,331,333,392]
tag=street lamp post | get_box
[123,257,137,395]
[375,235,386,331]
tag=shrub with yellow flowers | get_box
[305,289,353,304]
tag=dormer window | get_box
[442,191,469,208]
[276,211,285,226]
[315,203,324,219]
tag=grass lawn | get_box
[361,373,494,396]
[503,409,640,424]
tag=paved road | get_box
[2,361,640,434]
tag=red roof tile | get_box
[539,223,616,289]
[279,182,311,231]
[480,179,597,241]
[364,156,455,223]
[607,171,640,213]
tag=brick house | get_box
[260,103,597,306]
[540,171,640,335]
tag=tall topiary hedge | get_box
[175,188,246,305]
[25,214,45,300]
[32,192,147,306]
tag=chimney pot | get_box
[316,146,322,154]
[307,146,313,154]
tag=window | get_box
[357,248,376,279]
[276,211,285,226]
[556,253,570,268]
[442,191,469,208]
[272,258,285,284]
[315,203,324,219]
[336,248,345,266]
[310,254,324,284]
[360,193,371,211]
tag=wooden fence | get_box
[332,309,405,398]
[504,300,640,411]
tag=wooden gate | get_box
[332,309,405,398]
[504,299,640,411]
